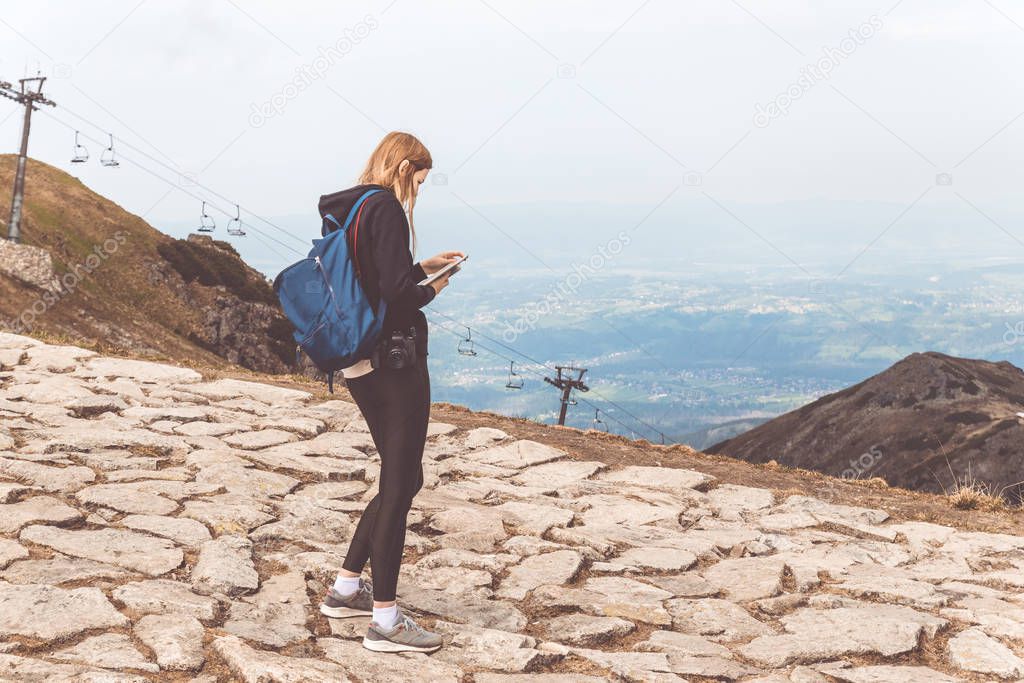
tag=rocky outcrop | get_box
[1,332,1022,680]
[0,239,59,292]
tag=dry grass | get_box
[947,476,1007,511]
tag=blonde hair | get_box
[358,131,432,256]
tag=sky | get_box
[1,0,1022,275]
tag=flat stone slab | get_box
[400,588,528,632]
[493,500,575,536]
[112,579,218,620]
[535,577,674,626]
[0,495,83,533]
[20,525,183,576]
[472,440,567,469]
[738,604,947,667]
[223,571,310,647]
[543,613,636,646]
[173,420,249,437]
[135,614,206,671]
[76,483,178,515]
[120,514,212,547]
[433,622,557,673]
[191,535,259,596]
[213,635,350,682]
[815,662,962,682]
[180,494,275,535]
[947,627,1024,678]
[223,428,298,449]
[616,546,698,572]
[667,598,775,641]
[0,458,96,492]
[318,636,463,682]
[635,630,733,657]
[240,447,366,480]
[0,540,29,569]
[700,556,786,601]
[464,427,509,448]
[0,582,128,640]
[183,378,311,403]
[0,652,148,681]
[1,555,130,584]
[195,463,300,498]
[78,356,202,383]
[497,549,584,600]
[52,633,157,673]
[511,460,605,489]
[599,465,716,491]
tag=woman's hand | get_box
[420,251,465,275]
[430,271,452,296]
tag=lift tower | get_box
[1,75,56,242]
[544,365,589,426]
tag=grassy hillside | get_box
[0,155,294,372]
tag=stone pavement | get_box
[0,333,1023,682]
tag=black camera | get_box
[371,328,417,370]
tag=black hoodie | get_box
[317,184,435,357]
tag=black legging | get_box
[341,361,430,602]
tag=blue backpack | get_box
[273,189,384,392]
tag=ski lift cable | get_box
[426,306,670,443]
[42,111,307,257]
[428,316,658,440]
[44,108,672,443]
[430,317,647,439]
[52,100,309,249]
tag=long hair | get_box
[358,131,432,256]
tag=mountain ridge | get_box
[710,351,1024,502]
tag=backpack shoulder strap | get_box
[342,189,382,232]
[351,198,374,282]
[321,188,382,237]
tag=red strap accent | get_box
[352,201,370,281]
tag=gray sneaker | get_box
[363,612,443,653]
[319,580,373,618]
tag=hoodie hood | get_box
[318,184,391,224]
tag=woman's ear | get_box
[398,159,411,175]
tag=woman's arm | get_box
[370,199,436,309]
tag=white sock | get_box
[333,574,360,596]
[373,604,400,630]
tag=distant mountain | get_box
[709,352,1024,501]
[679,417,770,451]
[0,156,294,374]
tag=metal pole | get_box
[7,97,33,242]
[558,384,572,426]
[1,75,55,243]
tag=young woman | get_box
[317,132,462,653]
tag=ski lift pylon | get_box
[71,131,89,163]
[100,133,119,167]
[505,360,524,390]
[197,201,215,233]
[458,327,477,356]
[226,204,245,236]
